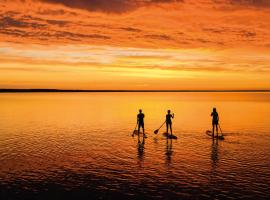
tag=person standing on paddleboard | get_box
[166,110,174,136]
[137,109,146,137]
[211,108,219,138]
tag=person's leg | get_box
[166,123,169,133]
[212,123,215,138]
[170,123,172,135]
[216,124,218,137]
[142,123,145,136]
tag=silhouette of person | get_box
[211,107,219,138]
[166,110,174,136]
[137,109,146,137]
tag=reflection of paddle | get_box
[154,121,166,134]
[132,123,138,137]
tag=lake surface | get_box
[0,92,270,200]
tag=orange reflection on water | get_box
[0,92,270,199]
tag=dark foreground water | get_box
[0,92,270,200]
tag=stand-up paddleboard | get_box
[205,130,224,140]
[132,130,148,138]
[163,132,177,139]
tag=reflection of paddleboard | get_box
[132,130,148,138]
[163,132,177,139]
[205,130,224,140]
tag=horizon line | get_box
[1,89,270,93]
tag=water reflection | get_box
[0,93,270,199]
[211,139,219,167]
[209,139,220,199]
[165,138,173,166]
[137,136,145,166]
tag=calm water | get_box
[0,92,270,200]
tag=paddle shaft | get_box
[132,123,138,136]
[218,124,223,135]
[157,121,166,130]
[133,122,138,132]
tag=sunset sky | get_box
[0,0,270,90]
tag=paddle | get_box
[218,124,224,137]
[154,121,166,134]
[132,123,138,137]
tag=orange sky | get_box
[0,0,270,89]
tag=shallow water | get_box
[0,92,270,199]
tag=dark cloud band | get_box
[39,0,270,13]
[230,0,270,6]
[40,0,183,13]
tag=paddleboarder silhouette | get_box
[166,110,174,136]
[211,107,219,138]
[137,109,146,137]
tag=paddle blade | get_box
[218,135,225,140]
[133,130,138,135]
[154,129,159,134]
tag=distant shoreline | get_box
[1,89,270,93]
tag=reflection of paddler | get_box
[137,109,146,137]
[165,138,173,164]
[211,139,219,165]
[166,110,174,136]
[137,136,145,161]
